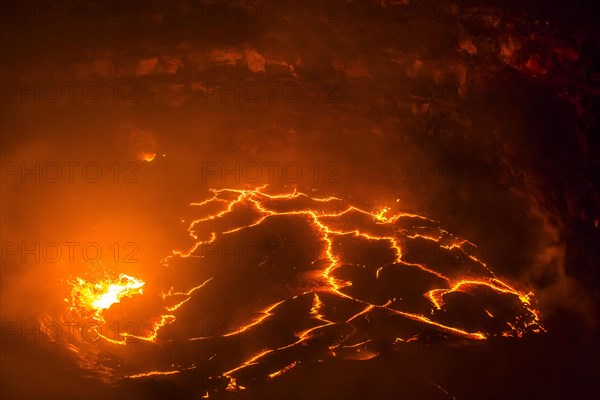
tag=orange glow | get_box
[128,370,180,378]
[137,151,156,162]
[69,273,145,317]
[268,362,298,379]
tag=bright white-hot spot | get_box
[70,273,145,315]
[91,275,145,310]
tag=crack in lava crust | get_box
[47,186,544,388]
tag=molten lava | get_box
[54,186,543,389]
[69,273,145,317]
